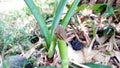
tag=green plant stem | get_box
[48,36,56,58]
[51,0,68,35]
[61,0,80,28]
[58,39,68,68]
[24,0,51,48]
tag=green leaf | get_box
[40,66,56,68]
[83,62,111,68]
[89,4,107,13]
[0,20,5,28]
[76,4,87,11]
[104,7,114,16]
[103,25,115,36]
[61,0,80,28]
[24,0,51,48]
[51,0,68,34]
[0,20,5,39]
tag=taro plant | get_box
[24,0,80,68]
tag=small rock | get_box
[70,38,84,51]
[3,55,33,68]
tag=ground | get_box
[0,0,120,68]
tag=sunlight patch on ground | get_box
[0,0,25,13]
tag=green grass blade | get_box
[61,0,80,28]
[91,22,97,37]
[83,62,111,68]
[51,0,68,34]
[24,0,51,48]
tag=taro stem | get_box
[48,36,56,58]
[58,39,68,68]
[24,0,51,48]
[55,25,68,68]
